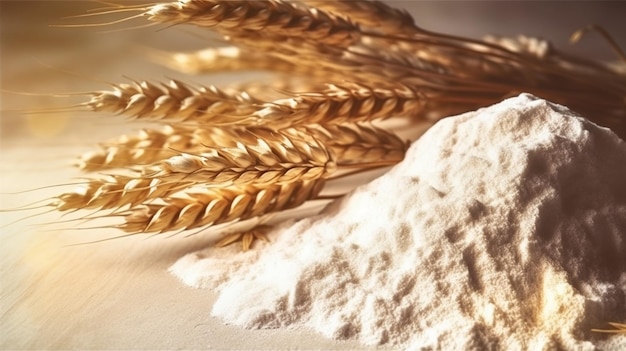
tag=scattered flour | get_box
[170,94,626,350]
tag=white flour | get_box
[170,94,626,350]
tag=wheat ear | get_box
[78,126,191,171]
[77,125,248,172]
[85,79,259,123]
[58,127,336,211]
[145,0,360,48]
[302,0,420,36]
[119,179,326,233]
[155,127,337,186]
[301,123,409,165]
[54,174,196,211]
[254,83,424,127]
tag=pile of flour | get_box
[170,94,626,350]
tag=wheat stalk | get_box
[82,79,429,128]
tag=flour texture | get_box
[170,94,626,350]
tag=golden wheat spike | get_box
[85,79,259,123]
[78,125,247,172]
[54,174,194,211]
[254,83,424,127]
[299,123,409,165]
[145,0,360,48]
[119,179,326,233]
[150,46,298,75]
[154,126,337,185]
[302,0,420,35]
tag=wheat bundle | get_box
[49,0,624,253]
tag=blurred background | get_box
[1,1,625,350]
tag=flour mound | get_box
[170,94,626,350]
